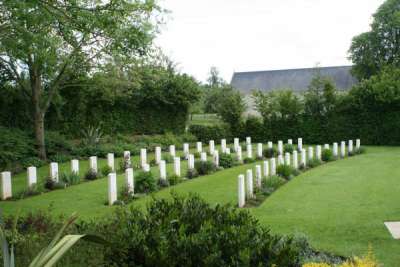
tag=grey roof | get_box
[230,66,357,94]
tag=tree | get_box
[349,0,400,80]
[0,1,162,159]
[206,66,225,88]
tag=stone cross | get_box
[1,172,11,200]
[333,143,338,157]
[140,149,147,168]
[246,136,251,145]
[288,139,293,145]
[270,158,276,176]
[209,140,215,155]
[125,168,134,194]
[107,153,115,171]
[27,166,37,188]
[298,138,303,151]
[263,161,269,177]
[278,140,283,155]
[301,149,306,168]
[89,156,98,173]
[246,144,252,158]
[316,145,322,160]
[268,141,273,149]
[237,146,243,162]
[348,140,353,153]
[213,151,219,167]
[221,139,227,153]
[200,152,207,162]
[196,142,202,153]
[169,145,176,157]
[293,151,298,169]
[174,157,181,177]
[143,163,150,172]
[183,143,189,159]
[238,174,245,208]
[308,147,314,160]
[340,141,346,157]
[155,147,162,164]
[255,165,262,189]
[234,138,240,152]
[246,169,254,199]
[188,154,195,169]
[257,143,263,158]
[356,139,361,150]
[284,152,291,166]
[159,160,167,180]
[107,173,117,206]
[71,159,79,175]
[50,162,59,182]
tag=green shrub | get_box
[157,178,170,188]
[194,160,217,175]
[118,184,136,204]
[49,154,72,163]
[60,172,81,186]
[193,152,201,158]
[162,154,174,163]
[243,157,256,164]
[168,174,182,186]
[84,169,101,181]
[263,147,277,158]
[263,175,286,195]
[186,168,199,179]
[219,153,238,169]
[188,124,232,143]
[135,171,157,193]
[101,165,113,176]
[20,157,46,169]
[308,158,322,168]
[284,144,294,153]
[277,164,295,180]
[44,178,66,191]
[321,149,334,162]
[14,183,41,199]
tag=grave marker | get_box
[340,141,346,158]
[308,147,314,160]
[255,165,262,189]
[125,168,134,194]
[298,138,303,151]
[316,145,322,160]
[238,174,245,208]
[107,153,115,171]
[169,145,176,157]
[89,156,98,173]
[221,139,227,153]
[257,143,263,158]
[293,151,298,169]
[237,146,243,162]
[333,143,338,157]
[50,162,59,182]
[301,149,306,167]
[356,139,361,150]
[27,166,37,188]
[155,147,162,164]
[196,142,202,153]
[174,157,181,177]
[263,161,269,177]
[107,173,117,206]
[246,169,254,199]
[183,143,189,159]
[285,152,291,166]
[349,140,353,153]
[188,154,195,169]
[159,160,167,180]
[246,144,252,158]
[270,158,276,176]
[209,140,215,155]
[200,152,207,162]
[71,159,79,175]
[213,151,219,167]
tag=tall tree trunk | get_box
[34,110,46,160]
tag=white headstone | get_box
[257,143,263,158]
[238,174,245,208]
[1,172,11,200]
[246,169,254,199]
[221,139,227,153]
[293,151,298,169]
[174,157,181,177]
[333,142,338,157]
[278,140,283,155]
[270,158,276,176]
[284,152,291,166]
[71,159,79,175]
[340,141,346,157]
[246,137,251,145]
[123,151,131,168]
[155,147,162,164]
[316,145,322,160]
[246,144,252,158]
[298,138,303,151]
[278,154,284,166]
[308,147,314,160]
[27,166,37,187]
[188,154,195,169]
[89,156,97,173]
[348,140,353,153]
[288,139,293,145]
[263,161,269,177]
[125,168,134,194]
[159,160,167,180]
[196,142,202,153]
[209,140,215,155]
[107,153,115,171]
[169,145,176,157]
[234,138,240,152]
[301,149,307,168]
[268,141,273,149]
[50,162,59,182]
[356,139,361,149]
[226,148,231,154]
[324,144,330,150]
[237,146,243,162]
[255,165,262,189]
[143,163,150,172]
[200,152,207,162]
[183,143,189,159]
[107,173,117,206]
[140,148,147,168]
[213,150,219,167]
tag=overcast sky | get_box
[155,0,385,83]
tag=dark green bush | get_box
[101,165,113,176]
[84,169,101,181]
[45,131,73,157]
[355,147,366,154]
[157,178,170,188]
[60,172,81,186]
[194,160,217,175]
[284,144,294,153]
[277,164,295,180]
[189,124,232,143]
[186,168,199,179]
[118,184,136,204]
[168,174,182,185]
[262,175,287,195]
[308,159,322,168]
[135,171,157,193]
[219,153,238,169]
[321,149,334,162]
[44,178,66,191]
[20,157,45,169]
[243,157,256,164]
[48,153,72,163]
[263,147,277,158]
[162,154,174,163]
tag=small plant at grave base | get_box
[193,152,201,158]
[186,168,199,179]
[299,163,307,170]
[118,184,136,204]
[168,174,182,186]
[61,172,81,186]
[149,159,157,166]
[348,150,355,157]
[321,149,334,162]
[277,164,295,180]
[355,147,366,155]
[157,178,170,188]
[308,159,322,168]
[101,165,113,176]
[284,144,294,154]
[219,153,239,169]
[243,157,256,164]
[119,157,132,172]
[14,184,41,199]
[44,177,66,191]
[135,171,157,193]
[194,160,217,175]
[162,154,174,163]
[84,169,101,180]
[263,147,277,158]
[261,175,287,195]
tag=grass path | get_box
[1,146,400,265]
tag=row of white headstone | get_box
[237,139,361,207]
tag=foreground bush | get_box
[135,171,157,193]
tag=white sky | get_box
[155,0,385,83]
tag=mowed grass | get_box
[1,146,400,265]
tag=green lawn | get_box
[1,146,399,265]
